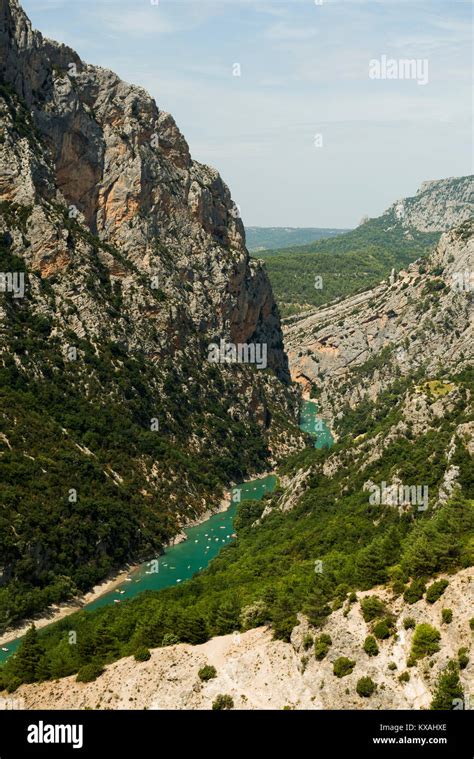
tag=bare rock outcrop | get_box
[11,567,472,711]
[0,0,290,380]
[285,221,473,424]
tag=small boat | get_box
[114,599,121,604]
[219,526,225,529]
[1,647,8,652]
[125,578,132,582]
[177,579,182,583]
[119,590,125,594]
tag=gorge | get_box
[0,0,472,714]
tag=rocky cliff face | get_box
[285,220,473,428]
[386,176,473,233]
[0,0,304,628]
[0,0,288,379]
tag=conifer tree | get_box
[430,661,464,710]
[11,625,45,684]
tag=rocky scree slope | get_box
[0,0,304,631]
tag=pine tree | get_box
[356,538,387,588]
[11,625,45,684]
[183,613,208,645]
[430,661,464,710]
[303,585,331,628]
[93,622,118,660]
[214,600,240,635]
[77,633,96,664]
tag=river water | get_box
[300,399,334,448]
[0,400,332,664]
[87,475,277,611]
[0,475,276,664]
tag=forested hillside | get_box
[1,357,471,691]
[259,176,472,317]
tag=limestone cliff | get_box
[0,0,288,379]
[386,176,473,233]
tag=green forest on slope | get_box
[258,213,440,317]
[1,367,472,691]
[0,225,299,633]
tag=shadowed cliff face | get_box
[0,0,289,380]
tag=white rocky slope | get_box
[386,176,473,233]
[11,568,472,711]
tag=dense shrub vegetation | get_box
[333,657,356,678]
[356,676,376,697]
[430,661,464,710]
[410,624,441,661]
[134,647,151,662]
[212,694,234,710]
[0,349,472,692]
[360,597,385,623]
[426,580,449,604]
[314,634,332,661]
[363,636,379,657]
[198,665,217,682]
[441,609,453,624]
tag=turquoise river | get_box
[0,400,331,664]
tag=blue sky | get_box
[22,0,472,227]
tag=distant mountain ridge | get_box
[260,175,473,317]
[246,227,350,252]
